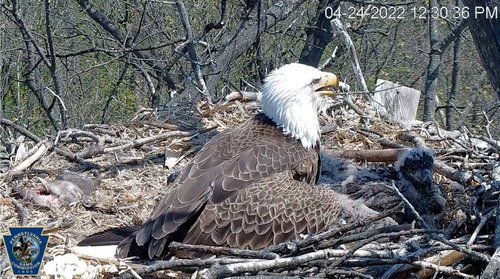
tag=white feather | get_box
[262,63,324,149]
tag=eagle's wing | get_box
[181,173,342,254]
[118,114,320,259]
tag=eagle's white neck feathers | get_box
[262,63,323,149]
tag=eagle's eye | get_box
[310,78,321,86]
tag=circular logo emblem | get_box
[11,234,40,264]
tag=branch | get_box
[265,204,403,254]
[176,0,210,102]
[169,242,278,260]
[436,19,468,54]
[76,0,176,90]
[412,260,475,279]
[456,72,487,128]
[44,0,67,128]
[331,18,368,94]
[200,0,308,96]
[118,258,260,278]
[0,118,100,169]
[385,181,430,229]
[198,248,369,279]
[0,189,28,226]
[0,118,42,142]
[482,247,500,279]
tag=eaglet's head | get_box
[262,63,339,149]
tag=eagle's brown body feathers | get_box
[116,113,346,259]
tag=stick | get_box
[11,141,49,172]
[468,209,495,247]
[495,195,500,248]
[198,248,371,279]
[1,118,100,169]
[118,258,260,279]
[168,242,279,260]
[330,19,368,94]
[385,180,430,229]
[481,247,500,279]
[0,190,28,226]
[412,260,475,279]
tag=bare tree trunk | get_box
[423,0,441,122]
[447,35,462,130]
[299,0,339,67]
[22,37,60,130]
[462,0,500,100]
[456,72,487,128]
[422,0,468,123]
[4,0,65,130]
[44,0,67,129]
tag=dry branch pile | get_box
[0,96,499,279]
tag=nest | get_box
[0,96,499,279]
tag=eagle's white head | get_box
[262,63,339,149]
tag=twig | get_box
[331,19,368,95]
[412,260,475,279]
[318,224,412,249]
[56,129,103,145]
[318,46,338,70]
[325,148,408,163]
[467,208,495,247]
[92,126,215,159]
[327,229,441,268]
[481,246,500,279]
[479,135,500,154]
[416,250,467,279]
[430,234,490,263]
[168,242,279,259]
[0,190,28,226]
[385,180,430,229]
[134,121,180,131]
[10,141,49,172]
[433,160,472,186]
[198,248,375,279]
[326,269,373,279]
[398,131,427,148]
[117,258,260,278]
[1,117,100,169]
[1,118,42,143]
[495,195,500,247]
[125,265,142,279]
[456,72,487,128]
[343,97,371,120]
[176,0,210,102]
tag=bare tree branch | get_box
[175,0,211,102]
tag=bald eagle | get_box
[78,63,391,260]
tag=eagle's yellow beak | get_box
[313,72,339,97]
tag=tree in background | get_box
[0,0,498,137]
